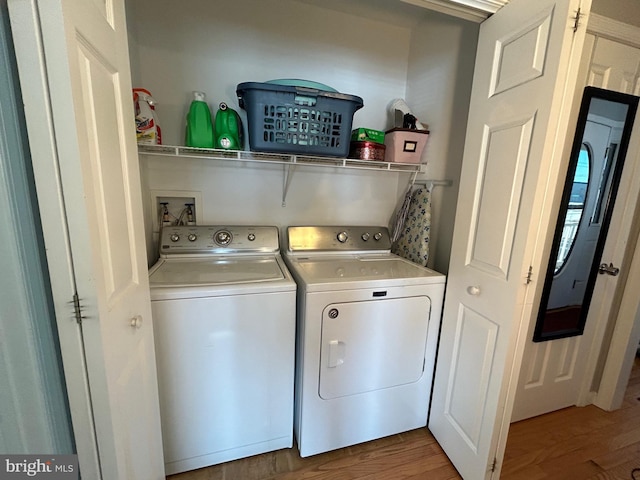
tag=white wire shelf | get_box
[138,144,425,173]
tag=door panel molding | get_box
[468,115,535,277]
[555,337,580,380]
[522,342,550,388]
[76,39,137,303]
[489,7,553,97]
[444,304,498,453]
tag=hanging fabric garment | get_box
[391,187,431,266]
[391,184,413,244]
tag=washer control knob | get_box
[214,230,232,246]
[361,232,370,241]
[337,231,348,243]
[374,232,383,241]
[248,233,256,241]
[169,233,180,242]
[187,233,197,242]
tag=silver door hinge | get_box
[490,457,498,473]
[572,8,582,33]
[526,266,533,284]
[72,292,85,324]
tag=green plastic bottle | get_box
[185,91,214,148]
[214,102,243,150]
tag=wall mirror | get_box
[533,87,639,342]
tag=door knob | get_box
[466,285,481,296]
[598,262,620,276]
[130,315,143,328]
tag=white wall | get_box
[139,156,403,262]
[129,0,413,143]
[128,0,478,269]
[592,0,640,28]
[406,11,478,271]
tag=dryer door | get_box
[319,296,431,399]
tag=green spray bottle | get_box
[185,91,214,148]
[214,102,243,150]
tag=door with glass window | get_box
[512,90,637,422]
[548,122,612,314]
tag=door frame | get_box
[7,0,102,476]
[580,13,640,410]
[9,0,167,476]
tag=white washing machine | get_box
[284,226,446,457]
[149,225,296,475]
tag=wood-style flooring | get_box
[168,356,640,479]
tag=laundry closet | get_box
[13,0,640,479]
[127,1,640,477]
[127,1,477,473]
[127,0,479,270]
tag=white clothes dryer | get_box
[149,225,296,475]
[284,226,445,457]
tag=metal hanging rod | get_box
[414,179,453,187]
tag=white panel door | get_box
[428,0,590,478]
[8,0,164,478]
[512,120,613,421]
[513,35,640,418]
[586,40,640,412]
[588,37,640,95]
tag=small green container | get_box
[351,127,385,144]
[185,91,214,148]
[214,102,243,150]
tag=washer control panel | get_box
[287,226,391,253]
[159,225,280,257]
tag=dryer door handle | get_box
[327,340,345,368]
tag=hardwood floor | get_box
[168,356,640,479]
[502,355,640,479]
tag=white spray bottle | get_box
[133,88,162,145]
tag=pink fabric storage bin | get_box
[384,128,429,163]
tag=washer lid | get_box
[149,256,286,287]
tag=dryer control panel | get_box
[159,225,280,257]
[287,226,391,253]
